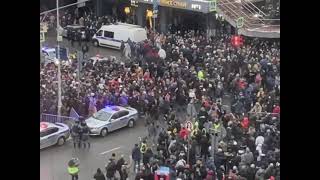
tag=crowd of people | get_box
[41,9,280,180]
[255,0,280,21]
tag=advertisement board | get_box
[160,0,187,9]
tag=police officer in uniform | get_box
[140,140,147,153]
[78,121,84,149]
[80,122,90,149]
[68,158,80,180]
[71,121,80,149]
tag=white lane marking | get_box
[100,147,121,155]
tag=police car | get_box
[40,122,70,149]
[85,106,138,137]
[41,47,56,64]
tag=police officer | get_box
[71,121,81,149]
[80,122,90,149]
[140,140,147,153]
[68,158,80,180]
[78,121,84,149]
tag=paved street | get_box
[40,29,233,180]
[42,30,121,60]
[40,118,147,180]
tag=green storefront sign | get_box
[236,17,244,28]
[209,0,217,12]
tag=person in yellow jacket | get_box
[191,128,200,138]
[68,159,79,180]
[140,140,147,154]
[210,120,222,136]
[193,121,199,130]
[197,70,205,81]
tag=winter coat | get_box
[112,157,122,172]
[255,169,266,180]
[93,171,106,180]
[241,117,250,129]
[179,128,189,140]
[106,161,116,178]
[241,152,254,165]
[132,147,141,161]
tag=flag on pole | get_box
[69,107,80,121]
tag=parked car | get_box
[40,122,70,149]
[62,25,86,40]
[85,106,138,137]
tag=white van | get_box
[92,23,147,50]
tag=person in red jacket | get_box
[179,127,189,140]
[272,105,280,114]
[241,117,250,130]
[206,169,216,180]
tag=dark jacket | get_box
[132,147,141,161]
[116,157,125,171]
[93,171,106,180]
[106,161,116,178]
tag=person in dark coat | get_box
[93,168,106,180]
[80,122,90,149]
[132,144,141,172]
[105,159,116,180]
[143,148,153,165]
[120,41,125,58]
[71,121,81,149]
[116,155,125,179]
[197,107,208,129]
[246,164,256,180]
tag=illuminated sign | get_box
[160,0,187,8]
[131,0,139,7]
[191,4,201,10]
[209,0,216,12]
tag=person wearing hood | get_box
[93,168,106,180]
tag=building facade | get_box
[133,0,217,36]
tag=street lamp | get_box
[124,7,131,15]
[56,0,62,117]
[124,7,131,23]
